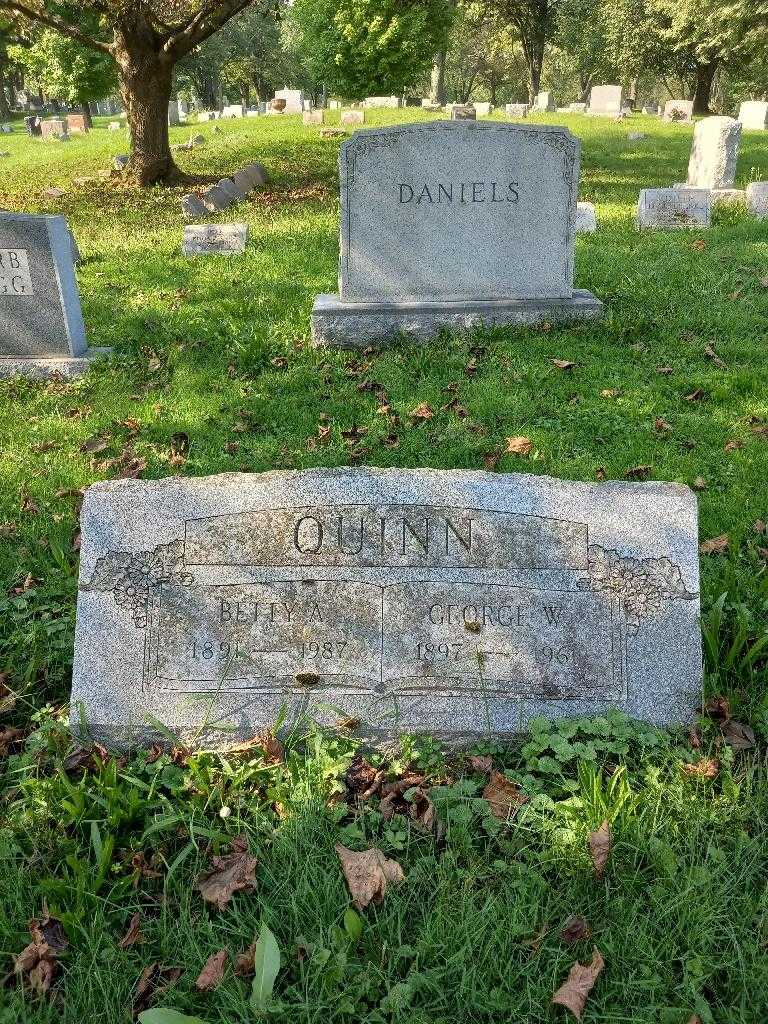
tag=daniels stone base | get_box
[311,291,603,348]
[0,348,112,379]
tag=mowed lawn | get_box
[0,110,767,1023]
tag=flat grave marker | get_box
[71,468,703,747]
[182,223,248,255]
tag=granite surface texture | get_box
[0,213,87,357]
[182,224,248,255]
[311,292,603,347]
[339,121,580,303]
[0,347,111,379]
[637,188,712,229]
[686,116,741,190]
[70,468,702,748]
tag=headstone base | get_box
[311,291,603,348]
[0,347,112,379]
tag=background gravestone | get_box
[737,101,768,131]
[70,467,702,748]
[663,100,693,123]
[588,85,623,115]
[686,116,741,190]
[0,212,110,377]
[311,121,602,347]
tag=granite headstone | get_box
[737,101,768,131]
[637,188,711,229]
[0,212,109,377]
[70,468,702,747]
[686,116,741,190]
[588,85,623,116]
[182,224,248,255]
[311,121,602,347]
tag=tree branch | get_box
[163,0,261,62]
[0,1,112,54]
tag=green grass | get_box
[1,109,768,1022]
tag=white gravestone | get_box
[274,88,304,114]
[637,188,711,229]
[311,121,602,347]
[506,103,530,118]
[168,101,181,127]
[746,182,768,219]
[364,96,401,109]
[588,85,623,116]
[686,116,741,191]
[0,213,110,377]
[575,202,597,233]
[534,92,556,112]
[737,101,768,131]
[182,224,248,255]
[340,110,365,126]
[70,468,702,748]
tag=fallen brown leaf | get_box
[132,963,182,1016]
[118,912,143,949]
[684,389,705,402]
[195,948,228,991]
[335,844,405,910]
[344,756,383,797]
[551,947,605,1020]
[682,757,719,779]
[552,358,577,370]
[409,402,434,420]
[258,730,284,764]
[588,820,611,878]
[482,771,528,820]
[754,520,767,535]
[704,695,731,721]
[692,476,707,491]
[654,417,673,433]
[656,366,674,375]
[625,465,651,481]
[234,938,258,976]
[11,916,68,999]
[721,719,756,750]
[699,534,729,555]
[724,438,744,452]
[468,754,493,773]
[561,915,592,944]
[195,835,257,910]
[704,344,726,368]
[483,451,501,471]
[600,388,621,398]
[505,435,533,456]
[79,433,110,455]
[0,726,24,758]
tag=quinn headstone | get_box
[0,213,109,377]
[70,468,702,748]
[311,121,602,347]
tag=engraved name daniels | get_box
[85,504,696,701]
[397,181,520,205]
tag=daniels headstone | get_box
[311,121,602,347]
[70,468,702,748]
[0,213,109,377]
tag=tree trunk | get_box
[430,49,447,105]
[81,100,93,128]
[693,61,718,115]
[0,57,9,119]
[113,21,181,185]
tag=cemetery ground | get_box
[1,109,768,1023]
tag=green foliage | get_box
[10,26,115,106]
[290,0,454,96]
[139,1010,212,1024]
[251,923,281,1013]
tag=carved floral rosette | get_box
[84,540,193,628]
[577,544,696,633]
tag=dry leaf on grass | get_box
[258,730,284,764]
[704,344,726,368]
[482,771,528,820]
[588,820,611,878]
[551,947,605,1020]
[234,938,258,976]
[552,358,577,370]
[721,719,756,750]
[195,948,228,991]
[561,915,592,944]
[699,534,729,555]
[195,835,257,910]
[335,844,405,910]
[118,912,143,949]
[468,754,493,773]
[625,464,651,481]
[409,402,434,420]
[132,963,182,1016]
[505,436,533,456]
[682,757,719,779]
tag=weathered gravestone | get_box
[340,110,365,127]
[506,103,530,118]
[686,116,741,190]
[182,224,248,255]
[303,109,325,125]
[41,118,68,140]
[70,468,702,747]
[637,188,711,229]
[474,102,493,116]
[588,85,623,116]
[534,91,556,112]
[737,101,768,131]
[168,101,181,126]
[67,113,89,134]
[311,121,602,347]
[0,212,109,377]
[746,181,768,219]
[274,88,303,114]
[451,105,476,120]
[364,96,401,109]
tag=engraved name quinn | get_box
[182,504,589,570]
